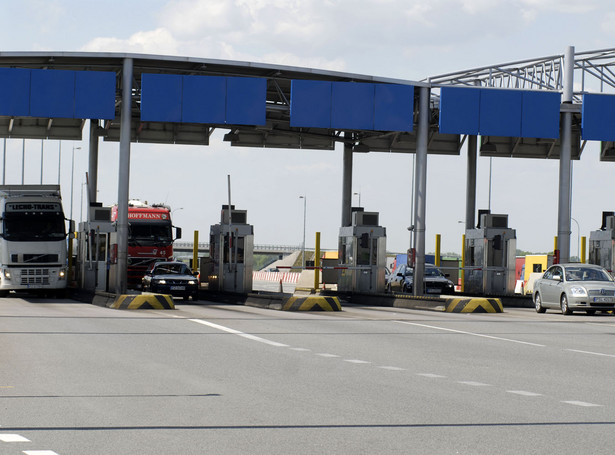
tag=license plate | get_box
[426,288,440,294]
[593,296,613,303]
[170,286,185,291]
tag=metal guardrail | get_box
[173,242,302,253]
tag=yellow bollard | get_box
[581,236,586,264]
[435,234,441,267]
[193,230,199,273]
[314,232,321,291]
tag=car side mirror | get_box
[553,274,562,282]
[397,273,403,277]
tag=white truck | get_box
[0,185,72,296]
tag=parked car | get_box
[142,261,199,301]
[386,263,455,295]
[533,263,615,315]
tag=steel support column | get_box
[341,133,353,227]
[557,46,574,264]
[116,58,133,294]
[87,120,99,209]
[413,86,430,295]
[465,135,477,230]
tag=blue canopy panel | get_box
[290,80,413,132]
[581,94,615,141]
[140,74,266,126]
[439,87,560,139]
[0,68,115,120]
[438,86,480,135]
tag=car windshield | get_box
[565,267,612,282]
[425,267,444,277]
[153,264,189,275]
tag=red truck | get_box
[111,200,181,287]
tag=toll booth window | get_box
[533,264,542,273]
[236,237,245,264]
[357,234,371,266]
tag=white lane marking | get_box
[290,348,311,352]
[317,353,340,358]
[188,319,288,347]
[23,451,61,455]
[416,373,446,379]
[566,349,615,358]
[0,434,30,442]
[507,390,543,397]
[379,366,407,371]
[562,400,602,407]
[344,359,370,364]
[458,381,491,387]
[395,320,545,347]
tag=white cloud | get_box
[80,28,180,55]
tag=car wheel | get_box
[534,293,546,313]
[561,294,572,315]
[586,309,596,315]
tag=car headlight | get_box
[4,270,11,279]
[188,280,196,285]
[156,279,167,285]
[569,286,587,297]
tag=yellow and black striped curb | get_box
[282,296,341,311]
[110,294,175,310]
[445,298,503,313]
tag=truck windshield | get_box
[3,212,66,242]
[128,221,172,246]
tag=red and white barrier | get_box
[253,271,300,283]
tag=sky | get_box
[1,0,615,256]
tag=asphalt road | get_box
[2,295,615,454]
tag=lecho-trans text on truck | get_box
[0,185,72,296]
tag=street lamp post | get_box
[299,195,306,268]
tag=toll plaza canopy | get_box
[2,48,615,293]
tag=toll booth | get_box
[588,211,615,272]
[209,205,254,293]
[464,213,516,295]
[76,205,114,292]
[338,209,386,293]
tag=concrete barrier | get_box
[282,296,341,311]
[445,297,503,313]
[111,294,175,310]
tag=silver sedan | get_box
[533,263,615,315]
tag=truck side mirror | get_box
[175,226,182,240]
[68,220,75,239]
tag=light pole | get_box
[299,195,306,268]
[70,146,81,221]
[571,217,580,261]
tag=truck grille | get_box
[20,268,50,286]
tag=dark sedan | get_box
[386,263,455,295]
[142,261,199,301]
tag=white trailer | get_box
[0,185,71,296]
